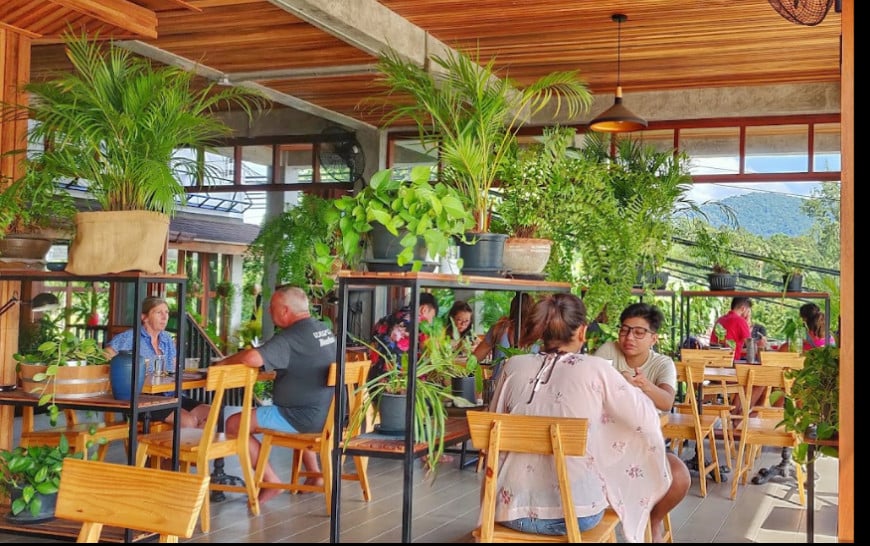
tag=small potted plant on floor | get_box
[0,436,83,523]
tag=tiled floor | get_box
[0,412,839,543]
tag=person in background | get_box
[594,303,676,412]
[799,302,836,350]
[214,285,336,503]
[709,296,753,361]
[368,292,439,382]
[445,300,474,341]
[487,293,689,542]
[105,296,209,428]
[472,293,534,381]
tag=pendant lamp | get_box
[589,13,647,133]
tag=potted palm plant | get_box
[2,32,266,275]
[372,46,592,271]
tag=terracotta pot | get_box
[502,237,552,275]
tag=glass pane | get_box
[635,129,677,154]
[241,145,273,185]
[680,127,741,175]
[389,137,439,180]
[279,144,314,184]
[745,124,808,173]
[813,122,841,172]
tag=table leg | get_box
[209,399,244,502]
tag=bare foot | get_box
[296,477,324,493]
[258,486,285,503]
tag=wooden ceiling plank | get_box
[49,0,159,38]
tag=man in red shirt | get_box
[709,297,752,361]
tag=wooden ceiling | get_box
[10,0,843,130]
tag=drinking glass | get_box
[153,355,167,377]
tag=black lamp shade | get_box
[589,88,647,133]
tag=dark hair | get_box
[751,323,768,340]
[446,300,473,338]
[799,302,825,338]
[520,293,587,351]
[618,302,664,333]
[731,296,753,310]
[490,293,534,348]
[419,292,438,314]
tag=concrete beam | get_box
[267,0,452,66]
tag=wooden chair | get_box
[254,360,372,515]
[661,361,722,497]
[466,410,621,543]
[56,458,208,543]
[679,347,740,469]
[758,351,805,406]
[135,364,260,533]
[19,408,131,461]
[730,364,806,504]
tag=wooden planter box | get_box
[17,363,111,399]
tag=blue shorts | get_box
[255,405,299,433]
[500,509,605,535]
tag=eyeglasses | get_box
[617,325,654,339]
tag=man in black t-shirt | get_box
[218,285,336,504]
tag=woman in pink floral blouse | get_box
[486,293,689,542]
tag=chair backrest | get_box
[680,347,735,368]
[759,351,805,369]
[324,360,371,437]
[733,363,793,416]
[56,458,209,542]
[201,364,258,450]
[674,361,705,426]
[466,410,589,543]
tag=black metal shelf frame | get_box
[327,272,571,543]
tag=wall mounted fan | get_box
[319,126,366,183]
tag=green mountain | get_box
[700,193,813,237]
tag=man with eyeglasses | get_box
[594,303,677,412]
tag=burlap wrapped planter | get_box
[65,211,169,275]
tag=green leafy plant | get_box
[689,221,741,274]
[1,31,266,216]
[0,167,77,238]
[0,436,83,517]
[333,165,473,269]
[345,320,476,476]
[372,46,592,232]
[13,331,109,424]
[770,345,839,464]
[249,192,341,296]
